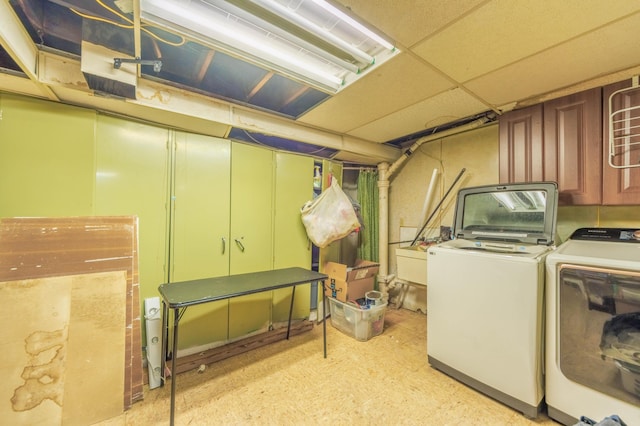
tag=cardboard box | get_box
[324,259,379,302]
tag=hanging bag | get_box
[301,177,360,248]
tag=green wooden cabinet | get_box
[0,93,315,353]
[170,131,231,348]
[228,142,274,339]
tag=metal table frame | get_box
[158,267,328,425]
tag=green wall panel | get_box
[0,95,95,217]
[94,114,170,308]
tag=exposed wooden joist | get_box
[247,71,274,100]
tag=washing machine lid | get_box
[451,182,558,245]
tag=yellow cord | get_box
[69,0,187,48]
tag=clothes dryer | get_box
[545,228,640,425]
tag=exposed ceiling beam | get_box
[26,50,400,163]
[0,1,58,101]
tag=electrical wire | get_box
[69,0,187,47]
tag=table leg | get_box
[322,279,327,359]
[160,301,168,386]
[169,308,180,426]
[286,285,296,340]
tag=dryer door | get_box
[558,264,640,407]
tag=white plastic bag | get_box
[301,177,360,248]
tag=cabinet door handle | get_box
[234,238,245,252]
[221,237,226,254]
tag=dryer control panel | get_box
[570,227,640,242]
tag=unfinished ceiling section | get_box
[1,1,640,164]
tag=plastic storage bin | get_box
[328,297,386,341]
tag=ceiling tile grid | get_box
[346,87,490,142]
[465,11,640,107]
[411,0,640,83]
[336,0,488,49]
[298,53,454,134]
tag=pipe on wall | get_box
[376,114,495,300]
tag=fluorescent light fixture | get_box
[140,0,398,93]
[250,0,374,65]
[141,0,343,91]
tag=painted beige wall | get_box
[389,123,499,272]
[387,122,640,312]
[388,123,499,311]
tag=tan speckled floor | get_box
[98,307,561,426]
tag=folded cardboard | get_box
[324,259,379,302]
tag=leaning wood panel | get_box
[0,271,127,425]
[0,216,143,409]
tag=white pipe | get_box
[377,162,390,296]
[415,168,439,240]
[377,114,494,301]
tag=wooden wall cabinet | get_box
[543,88,602,205]
[500,88,603,205]
[499,104,543,183]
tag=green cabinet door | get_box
[272,152,313,323]
[94,114,171,310]
[171,131,231,349]
[0,94,95,217]
[228,142,274,339]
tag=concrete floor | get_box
[98,307,561,425]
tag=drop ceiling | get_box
[1,0,640,165]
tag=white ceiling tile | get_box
[298,53,454,133]
[412,0,640,82]
[346,88,489,142]
[336,0,487,48]
[465,12,640,107]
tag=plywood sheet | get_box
[0,271,127,425]
[63,271,127,425]
[0,216,142,409]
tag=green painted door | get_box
[171,131,231,349]
[228,142,274,339]
[0,94,95,217]
[272,152,313,323]
[94,114,170,313]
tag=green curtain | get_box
[356,169,379,262]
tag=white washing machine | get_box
[546,228,640,425]
[427,182,558,418]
